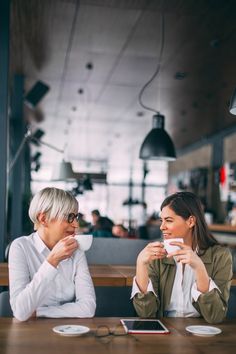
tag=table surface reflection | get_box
[0,317,235,354]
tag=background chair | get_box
[0,291,13,317]
[86,238,147,316]
[4,242,12,262]
[227,286,236,319]
[95,286,136,317]
[86,237,149,265]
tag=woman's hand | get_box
[136,241,166,294]
[166,241,203,269]
[47,236,78,268]
[137,241,167,266]
[167,241,210,293]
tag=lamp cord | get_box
[138,9,165,114]
[8,128,63,174]
[31,138,64,154]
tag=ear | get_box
[187,215,196,229]
[37,212,48,226]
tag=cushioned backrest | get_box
[95,286,135,317]
[227,286,236,318]
[86,237,149,265]
[0,291,13,317]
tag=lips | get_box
[162,233,172,239]
[66,230,75,236]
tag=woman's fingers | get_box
[147,241,163,249]
[148,243,166,259]
[137,242,167,265]
[166,243,191,258]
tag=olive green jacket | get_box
[133,245,232,324]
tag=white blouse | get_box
[9,232,96,321]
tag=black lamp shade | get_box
[30,129,45,146]
[83,175,93,190]
[24,81,50,108]
[229,88,236,115]
[139,114,176,161]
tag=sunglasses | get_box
[66,213,80,223]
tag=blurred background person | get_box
[112,224,137,239]
[91,209,114,237]
[137,212,161,240]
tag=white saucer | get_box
[52,325,90,337]
[186,325,222,337]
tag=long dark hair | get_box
[161,191,218,252]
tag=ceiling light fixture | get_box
[24,81,50,109]
[139,113,176,160]
[51,160,76,181]
[71,181,84,196]
[83,174,93,191]
[138,8,176,161]
[8,127,64,174]
[229,87,236,115]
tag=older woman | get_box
[9,187,96,321]
[132,191,232,324]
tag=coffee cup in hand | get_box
[163,238,183,254]
[74,234,93,251]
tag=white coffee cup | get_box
[74,234,93,251]
[163,238,183,254]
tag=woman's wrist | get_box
[47,254,59,268]
[195,263,210,293]
[137,254,149,266]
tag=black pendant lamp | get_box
[229,87,236,115]
[138,10,176,161]
[139,113,176,161]
[83,174,93,191]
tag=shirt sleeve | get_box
[191,278,221,302]
[9,240,58,322]
[131,276,157,299]
[36,252,96,319]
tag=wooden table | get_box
[209,224,236,234]
[209,224,236,247]
[89,264,135,286]
[1,262,236,287]
[0,263,135,287]
[0,317,235,354]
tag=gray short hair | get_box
[29,187,78,225]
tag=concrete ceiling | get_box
[10,0,236,185]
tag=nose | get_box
[71,218,79,227]
[160,220,166,231]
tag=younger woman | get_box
[132,191,232,323]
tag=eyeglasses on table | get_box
[95,324,127,338]
[94,325,139,344]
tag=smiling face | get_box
[160,206,195,244]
